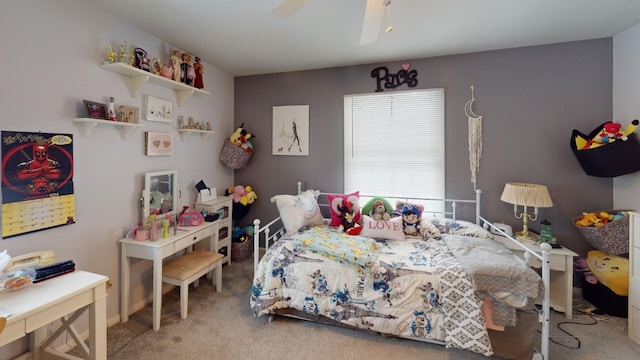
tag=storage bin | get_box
[219,139,251,170]
[570,123,640,177]
[573,210,630,255]
[231,237,252,262]
[582,276,628,318]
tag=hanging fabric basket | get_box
[219,139,251,170]
[570,122,640,177]
[572,210,630,255]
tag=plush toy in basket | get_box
[219,123,255,169]
[573,210,630,255]
[225,185,258,221]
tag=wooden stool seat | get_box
[162,249,223,320]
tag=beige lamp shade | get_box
[500,182,553,208]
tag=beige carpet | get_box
[97,258,640,360]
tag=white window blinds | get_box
[344,89,445,206]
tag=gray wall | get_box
[235,39,614,257]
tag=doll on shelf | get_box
[180,53,189,83]
[170,50,182,82]
[194,56,204,89]
[186,54,196,87]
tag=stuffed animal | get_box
[230,122,254,147]
[574,258,598,285]
[335,198,359,234]
[420,218,441,239]
[580,119,640,150]
[369,199,391,221]
[595,122,627,144]
[575,212,602,227]
[401,204,421,236]
[586,250,629,296]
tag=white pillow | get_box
[360,215,405,241]
[271,190,324,233]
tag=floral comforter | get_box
[250,226,495,356]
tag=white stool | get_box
[162,249,223,320]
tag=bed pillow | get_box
[360,215,405,241]
[361,197,393,221]
[271,189,324,233]
[422,216,494,239]
[327,191,361,226]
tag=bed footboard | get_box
[480,216,551,360]
[253,217,285,274]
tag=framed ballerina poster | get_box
[272,105,309,156]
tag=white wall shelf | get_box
[178,129,214,142]
[73,118,144,139]
[100,62,210,107]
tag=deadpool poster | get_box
[1,131,75,238]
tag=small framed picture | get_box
[145,95,172,123]
[118,105,139,123]
[144,131,173,156]
[83,100,107,119]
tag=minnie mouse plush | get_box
[336,199,362,235]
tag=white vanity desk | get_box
[119,221,218,331]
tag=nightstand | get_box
[195,196,233,266]
[493,235,578,319]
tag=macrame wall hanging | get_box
[465,85,483,190]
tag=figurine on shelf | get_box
[107,97,117,121]
[171,50,182,82]
[106,44,117,64]
[129,47,135,66]
[177,115,185,129]
[119,41,127,63]
[188,117,195,128]
[194,56,204,89]
[206,122,212,131]
[186,54,196,86]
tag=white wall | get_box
[613,22,640,209]
[0,0,233,356]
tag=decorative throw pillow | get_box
[360,215,405,241]
[422,217,494,239]
[361,197,393,221]
[271,189,324,233]
[327,191,361,227]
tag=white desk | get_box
[120,221,218,331]
[494,235,578,318]
[0,270,108,360]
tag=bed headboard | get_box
[296,181,482,225]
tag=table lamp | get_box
[500,182,553,241]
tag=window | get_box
[343,89,445,210]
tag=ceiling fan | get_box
[272,0,391,45]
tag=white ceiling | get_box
[87,0,640,76]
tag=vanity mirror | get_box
[141,170,178,223]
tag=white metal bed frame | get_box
[252,182,551,360]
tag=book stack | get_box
[33,260,75,283]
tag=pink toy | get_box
[178,210,204,226]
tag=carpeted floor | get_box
[94,258,640,360]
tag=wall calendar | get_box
[1,131,75,239]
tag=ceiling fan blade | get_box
[272,0,311,18]
[359,0,386,45]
